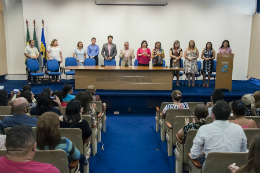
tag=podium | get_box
[215,53,234,91]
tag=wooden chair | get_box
[175,129,198,173]
[244,129,260,148]
[93,101,104,142]
[186,102,204,116]
[155,102,173,132]
[0,149,79,173]
[0,106,13,115]
[188,152,247,173]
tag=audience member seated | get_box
[20,90,37,107]
[253,91,260,116]
[241,94,260,116]
[10,85,35,102]
[0,89,11,106]
[1,97,38,132]
[87,85,106,110]
[52,90,67,107]
[0,134,6,149]
[230,100,257,129]
[177,104,208,141]
[43,88,53,96]
[75,91,95,115]
[0,125,60,173]
[206,89,224,116]
[30,92,62,116]
[228,134,260,173]
[59,99,92,139]
[36,112,89,165]
[62,84,75,101]
[190,101,248,168]
[160,90,189,118]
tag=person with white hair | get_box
[119,41,135,67]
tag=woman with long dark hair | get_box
[202,42,215,87]
[30,92,62,116]
[20,90,36,107]
[151,42,165,67]
[0,90,8,106]
[75,91,94,115]
[170,40,183,86]
[218,40,232,53]
[62,84,75,101]
[136,40,151,66]
[228,134,260,173]
[59,99,92,139]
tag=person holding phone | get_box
[137,40,151,66]
[47,39,63,82]
[73,41,86,66]
[151,42,165,67]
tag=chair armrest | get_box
[188,153,202,169]
[166,121,172,129]
[83,137,91,143]
[92,121,97,128]
[97,113,102,118]
[176,134,184,144]
[69,159,79,169]
[160,113,165,119]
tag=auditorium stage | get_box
[1,79,259,114]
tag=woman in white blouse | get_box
[47,39,63,82]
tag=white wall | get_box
[5,0,256,80]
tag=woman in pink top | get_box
[230,100,257,129]
[137,40,151,66]
[218,40,232,53]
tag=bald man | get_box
[1,98,38,133]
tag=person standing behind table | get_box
[87,37,100,66]
[218,40,232,53]
[151,42,165,67]
[101,35,117,64]
[47,39,63,82]
[184,40,199,87]
[73,41,86,66]
[202,42,216,88]
[119,41,135,66]
[170,40,183,86]
[24,40,40,84]
[137,40,151,66]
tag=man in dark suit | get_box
[101,35,117,62]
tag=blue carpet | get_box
[89,115,176,173]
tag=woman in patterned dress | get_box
[170,40,183,86]
[202,42,215,87]
[184,40,199,87]
[151,42,165,67]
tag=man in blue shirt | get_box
[1,97,38,133]
[87,37,100,66]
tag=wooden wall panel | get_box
[0,10,7,76]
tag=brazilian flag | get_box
[25,27,30,63]
[40,28,47,66]
[33,26,41,67]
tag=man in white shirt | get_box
[190,101,248,167]
[206,89,224,116]
[24,40,39,83]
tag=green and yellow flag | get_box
[25,27,30,63]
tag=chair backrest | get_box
[206,116,213,123]
[165,109,191,125]
[186,102,204,115]
[93,101,102,113]
[84,58,96,66]
[183,129,198,164]
[160,102,174,112]
[180,59,183,68]
[203,152,247,173]
[82,115,92,127]
[197,61,201,71]
[104,59,116,66]
[27,59,40,72]
[244,129,260,148]
[173,116,196,137]
[0,115,12,121]
[59,128,83,154]
[213,60,217,72]
[163,59,165,67]
[119,58,122,66]
[65,57,77,67]
[0,149,69,173]
[0,106,13,115]
[134,59,138,66]
[47,59,59,72]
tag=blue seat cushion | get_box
[48,72,61,76]
[206,74,216,77]
[30,73,44,76]
[65,71,75,75]
[195,74,200,77]
[179,72,183,76]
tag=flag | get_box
[25,27,30,63]
[33,27,42,68]
[40,27,47,66]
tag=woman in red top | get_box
[137,40,151,66]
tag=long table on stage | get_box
[64,66,183,90]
